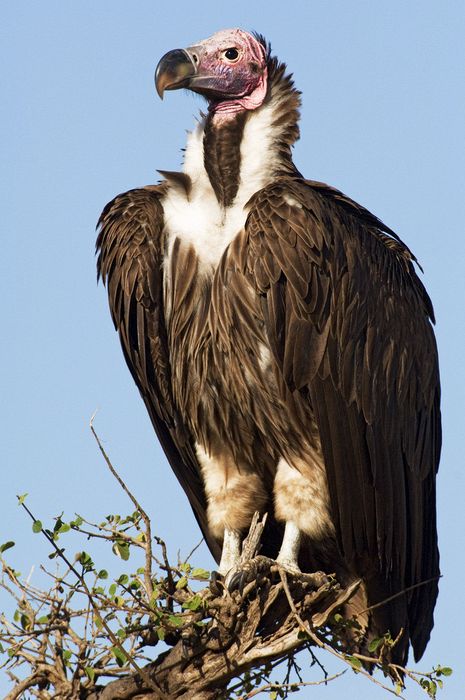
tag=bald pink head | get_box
[155,29,269,115]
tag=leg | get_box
[274,455,334,567]
[276,520,301,572]
[196,441,268,574]
[218,528,242,575]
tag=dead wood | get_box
[83,562,357,700]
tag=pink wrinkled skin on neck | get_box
[211,66,268,114]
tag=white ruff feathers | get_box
[162,99,282,271]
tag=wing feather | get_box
[244,178,440,660]
[96,187,220,561]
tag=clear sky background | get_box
[1,1,464,698]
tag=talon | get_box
[221,555,277,595]
[209,570,224,596]
[225,568,245,593]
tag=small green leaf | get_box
[347,655,362,671]
[84,666,96,682]
[368,637,383,652]
[0,541,15,553]
[333,613,343,623]
[97,569,108,580]
[395,682,403,695]
[49,548,64,560]
[191,568,210,580]
[37,615,50,624]
[420,678,437,698]
[20,614,31,630]
[112,541,130,560]
[117,574,129,586]
[78,551,94,569]
[168,614,184,627]
[111,646,128,667]
[62,649,72,661]
[32,520,42,534]
[439,667,453,677]
[109,583,117,597]
[156,627,165,641]
[270,692,277,700]
[182,594,203,611]
[16,493,28,505]
[176,576,188,590]
[58,523,70,534]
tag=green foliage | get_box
[346,655,362,672]
[32,520,42,533]
[191,567,210,580]
[111,645,129,667]
[0,470,452,699]
[0,541,15,553]
[0,500,218,695]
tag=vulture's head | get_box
[155,29,269,114]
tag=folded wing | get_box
[96,187,220,560]
[243,178,441,660]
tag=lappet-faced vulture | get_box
[97,29,440,665]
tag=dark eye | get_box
[223,47,239,62]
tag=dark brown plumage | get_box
[97,29,440,666]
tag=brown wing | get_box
[243,178,441,662]
[96,186,221,561]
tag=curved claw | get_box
[224,568,248,594]
[224,556,332,596]
[209,570,224,596]
[224,555,276,594]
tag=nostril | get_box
[191,53,199,64]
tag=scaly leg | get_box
[276,520,301,573]
[218,528,242,575]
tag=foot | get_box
[224,555,276,594]
[224,555,331,595]
[275,553,301,575]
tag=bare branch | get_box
[90,414,154,600]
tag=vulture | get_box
[96,29,440,665]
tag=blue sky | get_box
[1,1,464,697]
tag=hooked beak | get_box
[155,49,197,99]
